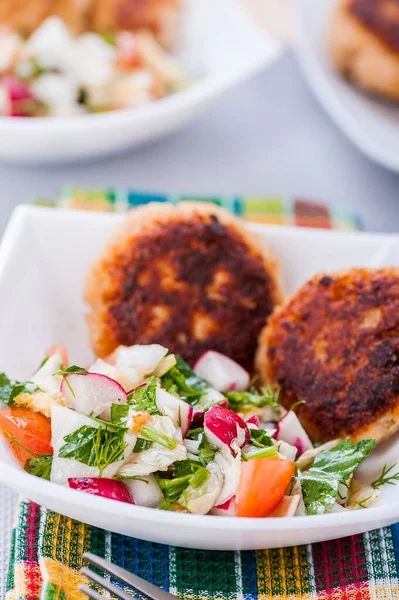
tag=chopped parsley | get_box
[133,438,152,453]
[25,455,53,480]
[157,459,210,508]
[0,373,33,407]
[248,428,274,449]
[127,376,160,415]
[198,434,218,466]
[300,438,376,515]
[161,356,207,406]
[226,384,280,411]
[59,425,126,476]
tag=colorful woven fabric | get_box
[6,500,399,600]
[34,186,363,231]
[7,190,385,600]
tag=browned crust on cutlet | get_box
[84,202,284,369]
[256,268,399,444]
[329,0,399,101]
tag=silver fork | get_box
[79,552,179,600]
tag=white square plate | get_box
[1,205,399,550]
[296,0,399,172]
[0,0,281,163]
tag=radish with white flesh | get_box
[68,477,134,503]
[60,373,127,419]
[196,388,225,411]
[275,411,313,456]
[194,351,250,393]
[204,405,249,451]
[278,440,297,462]
[115,344,168,374]
[51,405,136,485]
[211,497,236,516]
[31,351,63,393]
[156,388,193,437]
[246,415,260,427]
[124,474,164,508]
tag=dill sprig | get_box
[371,464,399,490]
[355,496,372,509]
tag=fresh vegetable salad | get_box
[0,345,379,517]
[0,16,188,117]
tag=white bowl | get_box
[0,0,281,164]
[296,0,399,172]
[0,205,399,550]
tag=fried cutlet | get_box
[0,0,89,35]
[329,0,399,101]
[256,268,399,444]
[84,202,283,370]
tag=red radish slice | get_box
[194,351,250,393]
[156,388,193,437]
[60,373,127,418]
[211,497,236,516]
[275,411,313,456]
[124,474,164,508]
[246,415,260,427]
[2,76,34,117]
[68,478,133,504]
[204,405,249,451]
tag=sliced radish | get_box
[268,495,300,517]
[60,373,127,419]
[275,411,313,456]
[211,497,236,516]
[155,388,193,437]
[246,415,260,427]
[196,388,226,411]
[2,76,34,116]
[115,344,168,374]
[31,351,63,393]
[194,351,250,393]
[124,474,164,508]
[68,477,134,504]
[204,405,249,452]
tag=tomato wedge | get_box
[0,407,53,467]
[46,344,69,368]
[236,456,295,518]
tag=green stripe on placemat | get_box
[34,186,363,231]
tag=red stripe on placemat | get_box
[24,502,42,600]
[312,534,371,599]
[294,199,333,229]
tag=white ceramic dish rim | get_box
[1,206,399,544]
[295,0,399,172]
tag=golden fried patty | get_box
[85,202,283,369]
[329,0,399,101]
[350,0,399,53]
[256,268,399,444]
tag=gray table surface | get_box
[1,49,399,594]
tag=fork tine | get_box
[80,567,135,600]
[83,552,178,600]
[78,584,107,600]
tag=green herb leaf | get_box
[156,474,191,507]
[110,404,130,427]
[88,412,126,432]
[371,463,399,490]
[226,384,280,411]
[198,434,218,466]
[300,438,376,515]
[0,373,33,407]
[59,425,126,476]
[139,425,178,450]
[133,438,152,453]
[161,356,207,405]
[356,496,372,508]
[242,446,278,461]
[249,428,274,449]
[25,455,53,480]
[54,366,89,377]
[127,376,160,414]
[185,427,204,441]
[157,459,209,507]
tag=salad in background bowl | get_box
[0,343,383,518]
[0,16,188,117]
